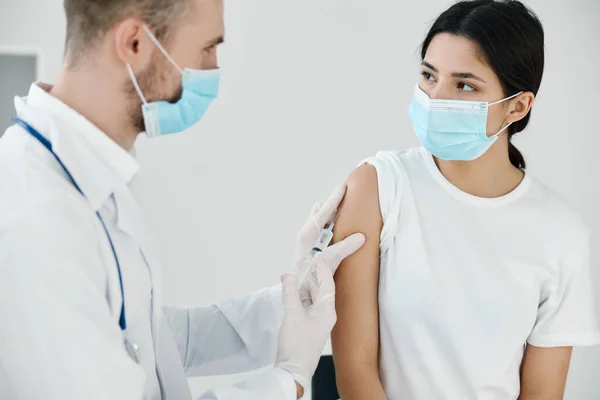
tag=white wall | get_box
[1,0,599,398]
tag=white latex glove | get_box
[295,184,365,308]
[275,185,365,394]
[274,267,338,394]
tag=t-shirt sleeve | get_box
[527,228,600,347]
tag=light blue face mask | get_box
[126,25,220,138]
[408,84,522,161]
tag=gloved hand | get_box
[275,185,365,394]
[274,267,338,395]
[295,184,365,308]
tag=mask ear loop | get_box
[126,64,148,105]
[493,121,514,138]
[489,91,523,137]
[126,26,186,105]
[488,91,523,106]
[142,25,183,75]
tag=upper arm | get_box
[0,199,145,399]
[519,344,572,399]
[331,164,383,374]
[520,221,598,399]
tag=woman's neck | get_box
[434,140,525,198]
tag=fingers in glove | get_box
[299,267,321,309]
[299,283,312,309]
[281,274,304,311]
[310,201,322,217]
[318,232,366,274]
[297,184,346,243]
[314,184,346,228]
[307,265,337,329]
[307,264,336,305]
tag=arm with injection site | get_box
[296,219,336,289]
[163,185,364,387]
[164,222,340,377]
[331,164,387,399]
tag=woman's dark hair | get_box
[421,0,545,170]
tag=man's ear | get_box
[113,18,154,70]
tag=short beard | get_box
[125,56,183,134]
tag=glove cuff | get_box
[275,361,311,393]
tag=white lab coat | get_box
[0,83,297,400]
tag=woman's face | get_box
[419,33,512,137]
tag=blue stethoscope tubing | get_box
[13,116,140,363]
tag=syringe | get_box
[296,219,336,289]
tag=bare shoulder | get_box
[334,163,382,241]
[346,163,379,197]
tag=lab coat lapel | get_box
[112,184,192,400]
[155,314,193,400]
[112,184,162,337]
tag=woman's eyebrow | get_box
[421,60,487,83]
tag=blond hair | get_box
[63,0,191,60]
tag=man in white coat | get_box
[0,0,365,399]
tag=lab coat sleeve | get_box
[196,367,297,400]
[163,285,284,377]
[0,198,146,400]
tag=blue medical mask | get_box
[126,25,220,138]
[408,84,522,161]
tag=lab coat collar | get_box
[14,83,170,367]
[15,83,166,354]
[14,82,140,211]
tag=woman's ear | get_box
[507,91,535,124]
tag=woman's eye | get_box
[458,82,476,92]
[421,71,436,82]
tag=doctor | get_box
[0,0,365,399]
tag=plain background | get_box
[0,54,37,135]
[1,0,599,398]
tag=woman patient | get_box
[331,1,600,399]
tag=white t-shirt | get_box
[364,147,600,400]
